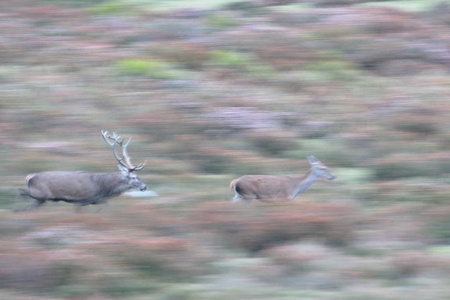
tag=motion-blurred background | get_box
[1,0,450,299]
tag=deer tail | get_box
[230,179,238,190]
[25,174,37,186]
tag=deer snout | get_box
[328,174,337,180]
[140,185,148,191]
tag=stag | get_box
[17,130,147,211]
[230,155,336,202]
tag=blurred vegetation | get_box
[115,59,182,79]
[1,0,450,299]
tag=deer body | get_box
[17,131,147,210]
[230,155,335,202]
[20,169,146,206]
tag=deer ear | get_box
[118,164,130,176]
[307,154,318,164]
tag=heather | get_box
[1,0,450,299]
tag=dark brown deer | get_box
[17,130,147,211]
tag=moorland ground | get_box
[1,0,450,299]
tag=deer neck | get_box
[96,172,130,198]
[290,170,318,200]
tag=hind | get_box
[229,179,245,202]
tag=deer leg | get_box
[29,198,46,210]
[19,199,45,211]
[75,199,104,213]
[74,203,84,213]
[231,193,243,202]
[15,188,45,211]
[232,192,257,202]
[74,199,92,213]
[74,200,91,213]
[93,201,108,213]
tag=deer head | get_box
[307,154,336,180]
[101,130,147,191]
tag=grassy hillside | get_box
[1,0,450,299]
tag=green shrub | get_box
[223,1,259,11]
[210,50,251,69]
[372,161,447,180]
[208,50,276,79]
[40,0,107,8]
[87,2,136,15]
[0,189,17,210]
[206,13,240,28]
[147,42,210,70]
[149,20,204,40]
[303,59,359,82]
[97,279,156,298]
[248,133,298,156]
[314,0,361,7]
[393,120,439,135]
[429,219,450,244]
[193,153,234,174]
[115,59,179,79]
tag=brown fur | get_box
[231,173,310,201]
[229,179,238,190]
[230,155,336,202]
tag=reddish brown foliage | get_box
[194,202,357,252]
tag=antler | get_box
[101,130,146,171]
